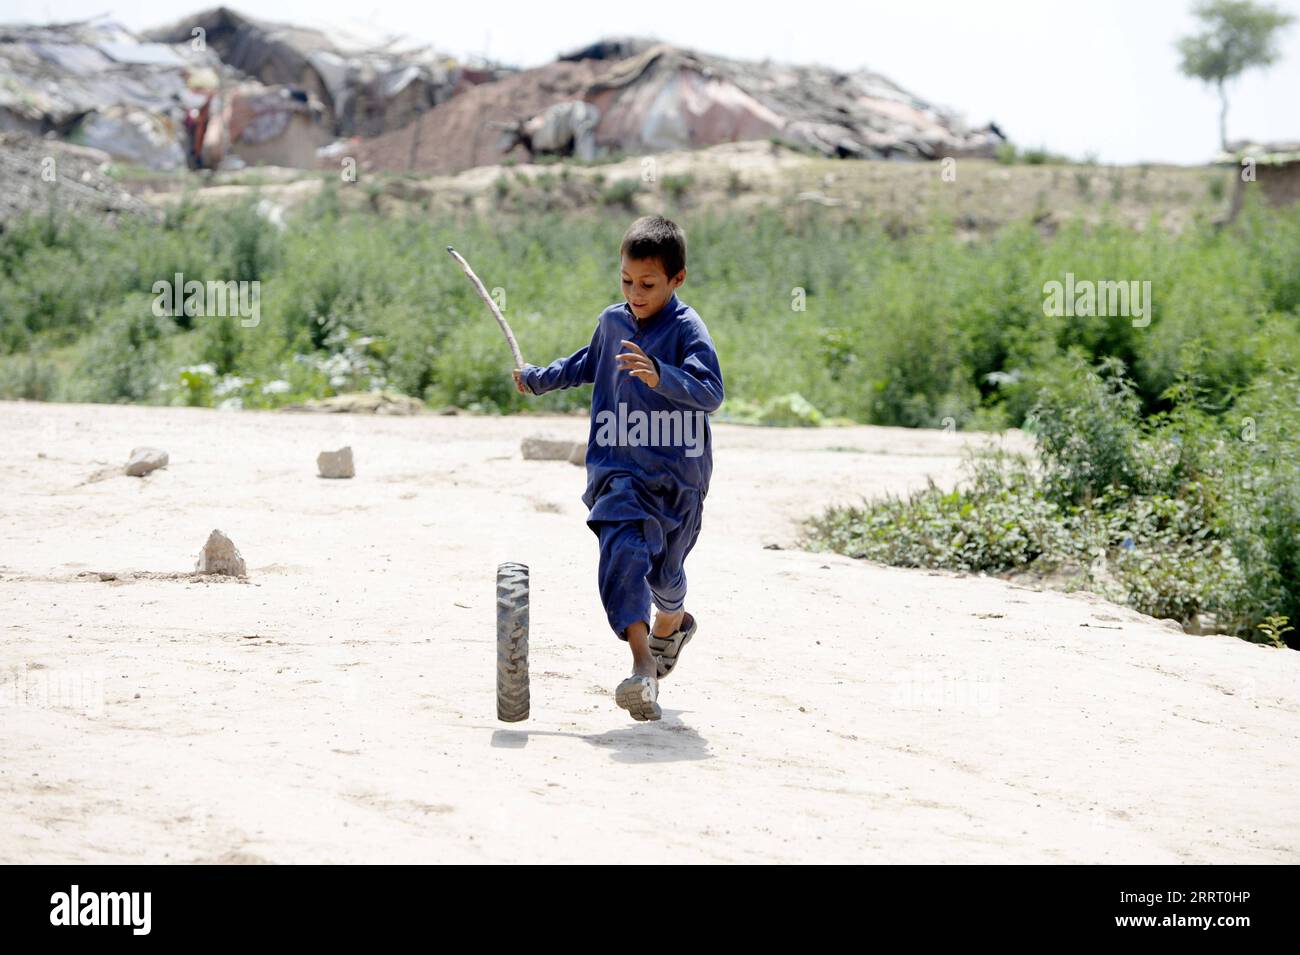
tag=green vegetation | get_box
[804,356,1300,645]
[4,191,1297,424]
[601,178,643,209]
[994,143,1074,165]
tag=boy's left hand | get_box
[617,340,659,388]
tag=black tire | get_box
[496,562,530,722]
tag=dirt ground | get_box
[2,400,1297,863]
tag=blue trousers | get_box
[587,479,704,641]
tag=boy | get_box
[512,215,724,722]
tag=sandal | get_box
[615,674,661,721]
[648,612,696,681]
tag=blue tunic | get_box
[520,293,724,636]
[519,291,724,521]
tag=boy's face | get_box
[621,255,684,322]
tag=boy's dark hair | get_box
[620,215,686,279]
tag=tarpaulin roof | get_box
[358,34,1005,174]
[584,41,1002,160]
[142,7,477,138]
[0,15,327,171]
[0,16,219,133]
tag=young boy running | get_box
[513,214,724,721]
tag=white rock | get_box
[124,446,168,477]
[522,435,584,463]
[195,529,247,576]
[317,447,355,479]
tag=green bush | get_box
[1028,354,1147,505]
[0,352,62,400]
[2,193,1299,439]
[804,358,1294,644]
[661,174,694,202]
[601,179,642,209]
[71,296,176,403]
[805,451,1062,572]
[1216,370,1300,634]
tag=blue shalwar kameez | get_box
[519,291,724,640]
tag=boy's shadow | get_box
[489,709,710,764]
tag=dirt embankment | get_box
[135,141,1235,237]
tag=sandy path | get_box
[2,400,1296,863]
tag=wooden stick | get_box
[446,246,525,370]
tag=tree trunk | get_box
[1217,80,1229,151]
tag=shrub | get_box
[71,296,175,403]
[804,358,1291,643]
[601,178,642,209]
[804,451,1061,572]
[0,353,62,400]
[661,174,694,202]
[1028,354,1146,506]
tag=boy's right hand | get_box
[512,368,528,394]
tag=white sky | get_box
[2,0,1297,164]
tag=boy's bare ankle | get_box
[623,621,658,679]
[631,657,657,680]
[651,608,685,636]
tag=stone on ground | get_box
[124,446,168,477]
[195,529,247,576]
[522,435,585,465]
[317,447,355,479]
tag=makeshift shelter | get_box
[0,15,333,170]
[143,8,481,138]
[558,37,660,63]
[490,100,600,161]
[200,85,328,168]
[358,35,1004,175]
[1217,140,1300,220]
[0,17,217,168]
[357,59,608,174]
[583,41,1003,161]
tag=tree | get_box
[1176,0,1294,150]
